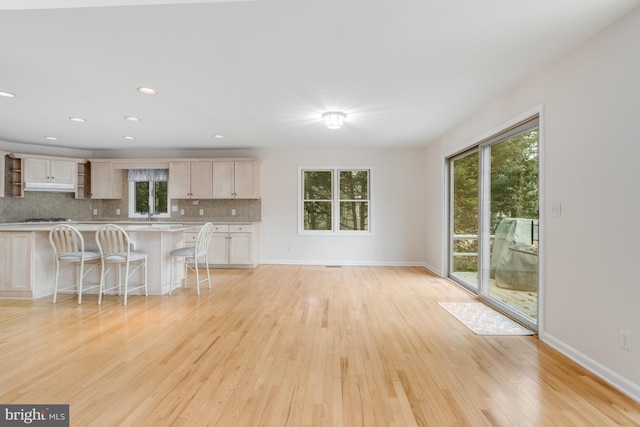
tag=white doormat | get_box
[438,302,534,336]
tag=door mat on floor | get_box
[437,302,534,336]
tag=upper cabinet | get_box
[169,161,212,199]
[211,160,260,199]
[24,158,76,192]
[6,153,84,197]
[90,162,123,199]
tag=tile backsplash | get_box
[1,192,261,223]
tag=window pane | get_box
[304,171,332,200]
[304,201,332,230]
[340,201,368,231]
[451,151,479,289]
[154,181,168,214]
[135,182,150,213]
[340,170,368,200]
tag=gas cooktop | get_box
[23,218,71,223]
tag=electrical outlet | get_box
[620,330,632,351]
[231,209,236,216]
[199,209,204,216]
[172,205,178,212]
[551,201,562,217]
[93,209,98,215]
[116,208,120,216]
[180,209,185,216]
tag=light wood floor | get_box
[1,265,639,426]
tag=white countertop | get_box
[0,222,246,232]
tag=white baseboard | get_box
[541,332,640,403]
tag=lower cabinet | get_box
[184,223,258,267]
[0,232,33,298]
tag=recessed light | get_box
[125,116,141,122]
[123,136,136,140]
[0,91,16,98]
[213,134,225,139]
[137,87,157,95]
[44,136,58,141]
[69,117,86,122]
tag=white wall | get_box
[424,7,640,400]
[259,148,427,265]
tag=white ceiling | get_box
[0,0,638,152]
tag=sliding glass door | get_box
[448,117,539,330]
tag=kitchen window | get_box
[128,169,170,219]
[299,167,371,235]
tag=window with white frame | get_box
[299,167,371,234]
[128,169,170,219]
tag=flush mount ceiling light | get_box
[44,136,58,141]
[323,111,346,129]
[123,136,136,140]
[0,91,16,98]
[213,134,225,139]
[137,87,157,95]
[69,117,86,122]
[125,116,141,122]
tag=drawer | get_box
[230,224,252,233]
[183,232,198,244]
[212,224,230,233]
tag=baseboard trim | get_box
[541,332,640,403]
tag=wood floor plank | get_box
[0,265,639,426]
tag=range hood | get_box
[24,181,75,192]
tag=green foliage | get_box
[303,171,332,230]
[489,129,539,230]
[452,151,479,237]
[303,170,369,231]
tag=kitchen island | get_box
[0,222,200,300]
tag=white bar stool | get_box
[169,222,215,295]
[95,224,148,305]
[49,224,101,304]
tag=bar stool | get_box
[169,222,215,295]
[95,224,148,305]
[49,224,101,304]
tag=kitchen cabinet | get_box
[90,162,123,199]
[0,232,33,298]
[7,153,86,198]
[23,158,76,191]
[184,223,258,267]
[169,161,212,199]
[211,161,260,199]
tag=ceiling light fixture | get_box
[323,111,346,129]
[0,91,16,98]
[44,136,58,141]
[69,117,86,122]
[123,136,136,140]
[125,116,141,122]
[213,134,225,139]
[137,87,157,95]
